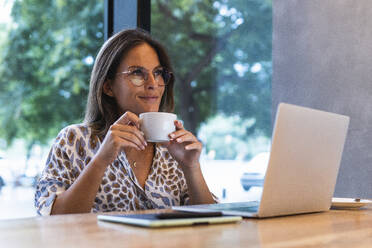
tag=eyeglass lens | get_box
[129,68,170,86]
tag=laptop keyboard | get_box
[194,201,260,212]
[224,206,259,212]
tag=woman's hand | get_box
[165,120,202,171]
[94,111,147,167]
[165,121,215,205]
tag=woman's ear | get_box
[103,80,114,97]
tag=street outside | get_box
[0,186,37,220]
[201,159,263,203]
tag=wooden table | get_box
[2,206,372,248]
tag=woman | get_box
[35,29,215,215]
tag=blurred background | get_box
[0,0,272,219]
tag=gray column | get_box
[273,0,372,198]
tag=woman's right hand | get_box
[94,111,147,167]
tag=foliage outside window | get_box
[0,0,272,218]
[0,0,272,162]
[152,0,272,160]
[0,0,104,153]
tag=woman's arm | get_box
[50,112,147,214]
[181,163,215,205]
[51,157,107,214]
[165,120,215,205]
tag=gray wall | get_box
[273,0,372,198]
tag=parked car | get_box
[240,152,269,191]
[0,176,5,188]
[0,156,40,187]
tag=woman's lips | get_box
[139,96,159,102]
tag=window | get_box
[0,0,272,219]
[0,0,104,219]
[151,0,272,202]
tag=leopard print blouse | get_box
[34,123,191,216]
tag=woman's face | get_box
[105,43,165,116]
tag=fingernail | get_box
[141,145,145,150]
[144,141,148,146]
[176,138,181,143]
[170,134,175,138]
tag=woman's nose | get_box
[145,73,157,89]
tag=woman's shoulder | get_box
[54,123,94,146]
[57,123,91,136]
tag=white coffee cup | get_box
[139,112,177,142]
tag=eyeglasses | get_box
[116,66,172,87]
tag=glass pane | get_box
[152,0,272,202]
[0,0,104,219]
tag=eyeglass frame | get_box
[115,66,173,87]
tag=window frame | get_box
[104,0,150,40]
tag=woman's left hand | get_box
[164,120,202,171]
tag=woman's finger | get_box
[185,142,202,151]
[118,137,144,151]
[174,120,183,130]
[169,129,189,140]
[114,111,140,129]
[174,133,198,144]
[110,135,143,151]
[111,124,147,146]
[111,130,146,150]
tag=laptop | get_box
[173,103,350,218]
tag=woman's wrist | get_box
[90,155,110,171]
[181,162,202,177]
[181,163,215,205]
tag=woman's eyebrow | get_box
[127,65,144,70]
[126,65,162,70]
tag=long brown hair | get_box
[84,29,175,138]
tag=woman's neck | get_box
[124,143,155,158]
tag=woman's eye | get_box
[154,69,163,77]
[131,69,144,76]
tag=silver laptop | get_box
[173,103,350,218]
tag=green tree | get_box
[152,0,272,138]
[0,0,104,151]
[0,0,272,161]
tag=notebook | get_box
[173,103,350,218]
[97,211,242,228]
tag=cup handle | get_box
[138,118,143,128]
